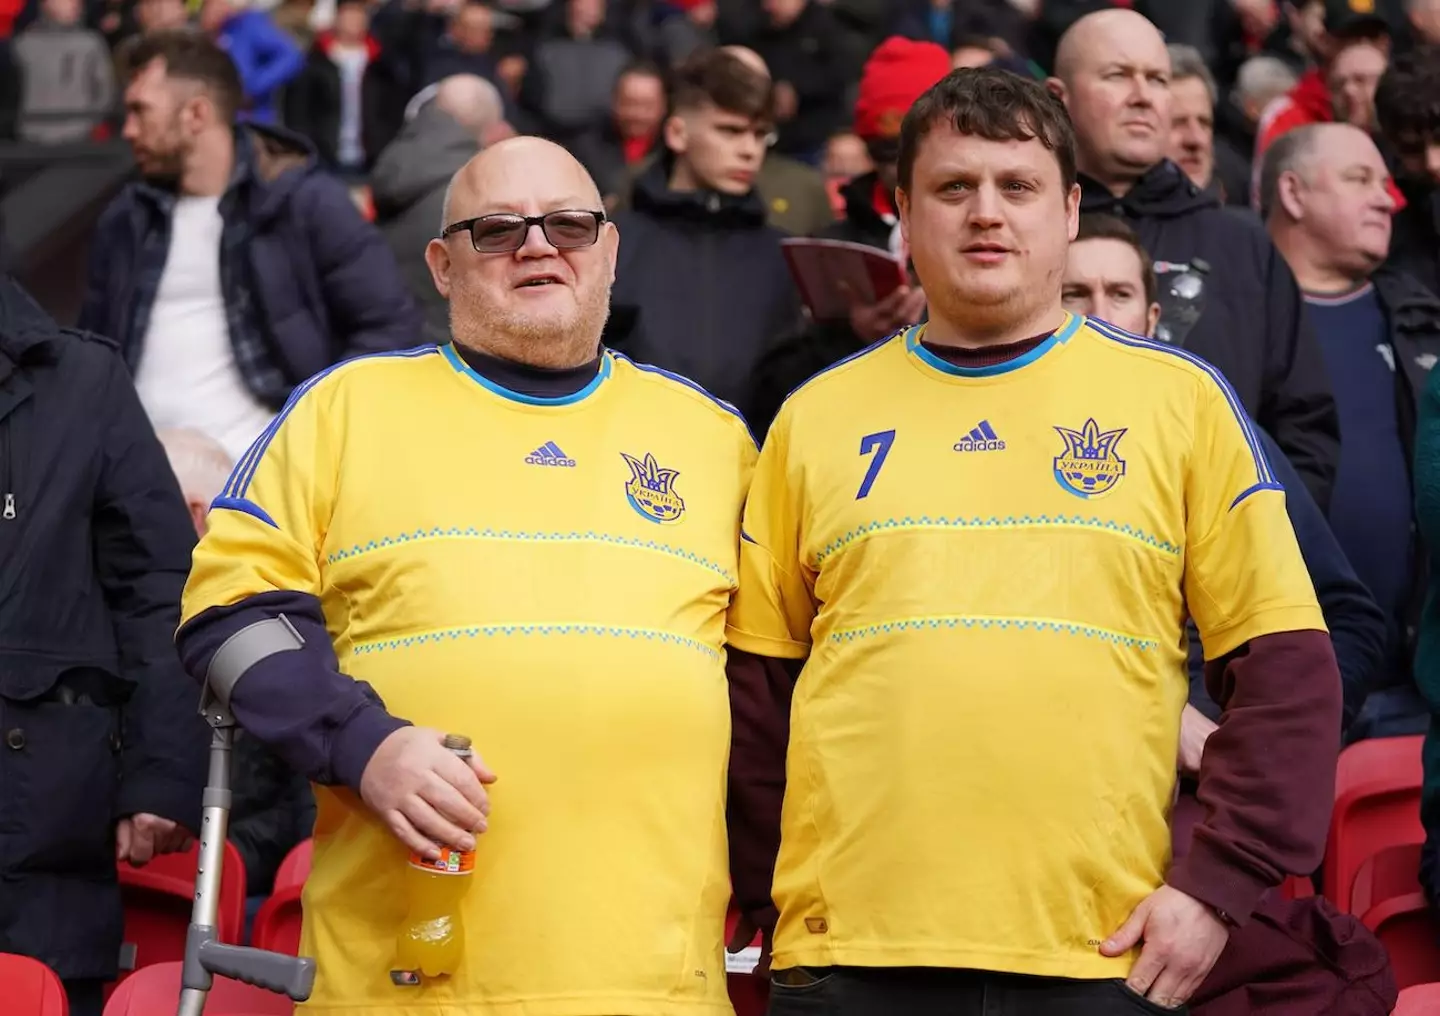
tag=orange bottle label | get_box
[408,847,475,875]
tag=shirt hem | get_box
[771,943,1133,980]
[1199,603,1327,660]
[297,994,735,1015]
[725,627,809,660]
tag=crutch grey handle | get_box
[194,940,316,1000]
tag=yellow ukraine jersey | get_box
[726,314,1326,979]
[181,344,756,1016]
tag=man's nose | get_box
[516,221,558,257]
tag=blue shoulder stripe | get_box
[1084,318,1274,487]
[223,345,439,500]
[609,351,759,448]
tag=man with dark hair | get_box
[725,65,1341,1013]
[571,60,668,207]
[1376,44,1440,296]
[1050,8,1341,511]
[1063,212,1163,335]
[78,30,419,463]
[603,47,801,421]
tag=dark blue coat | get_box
[0,277,209,980]
[78,124,421,409]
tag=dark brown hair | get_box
[124,29,244,123]
[1376,46,1440,154]
[669,48,774,124]
[897,66,1077,193]
[1075,212,1157,309]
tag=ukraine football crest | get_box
[622,451,686,524]
[1053,418,1128,499]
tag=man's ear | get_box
[1277,170,1308,222]
[1145,301,1162,338]
[663,114,687,156]
[896,186,911,244]
[425,238,454,298]
[1045,76,1068,108]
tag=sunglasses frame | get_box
[440,209,608,253]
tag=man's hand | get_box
[1101,885,1230,1007]
[116,813,193,867]
[360,726,497,859]
[1177,704,1218,778]
[846,283,927,343]
[726,914,772,977]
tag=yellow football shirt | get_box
[727,314,1325,979]
[181,344,755,1016]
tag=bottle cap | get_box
[442,733,472,752]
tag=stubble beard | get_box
[449,274,612,369]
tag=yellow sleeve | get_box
[726,410,815,659]
[1183,375,1326,660]
[180,379,339,625]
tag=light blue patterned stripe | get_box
[326,526,736,584]
[351,623,721,660]
[812,514,1180,567]
[828,615,1160,651]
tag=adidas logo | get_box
[524,441,577,467]
[953,420,1006,453]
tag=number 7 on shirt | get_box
[856,429,896,500]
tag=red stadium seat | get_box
[251,885,304,957]
[273,839,312,892]
[1361,892,1440,991]
[1351,842,1424,918]
[1396,981,1440,1014]
[1280,874,1315,901]
[117,840,247,980]
[0,952,69,1016]
[1324,735,1424,912]
[102,961,292,1015]
[724,903,767,1016]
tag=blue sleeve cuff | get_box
[331,704,411,795]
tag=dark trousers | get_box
[63,978,105,1016]
[766,967,1187,1016]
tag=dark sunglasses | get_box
[440,210,607,254]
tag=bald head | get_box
[440,136,603,232]
[434,73,504,135]
[1055,8,1168,84]
[1260,122,1383,217]
[720,45,771,80]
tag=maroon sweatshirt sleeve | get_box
[726,647,802,935]
[1167,629,1341,927]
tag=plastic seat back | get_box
[1324,735,1424,911]
[0,952,68,1016]
[1362,892,1440,991]
[273,838,312,893]
[251,885,304,957]
[102,961,292,1015]
[1396,981,1440,1014]
[117,840,247,978]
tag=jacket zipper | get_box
[1,418,13,520]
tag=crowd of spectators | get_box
[6,0,1440,1012]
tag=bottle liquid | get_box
[391,734,478,984]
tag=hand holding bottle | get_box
[360,727,496,859]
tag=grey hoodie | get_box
[14,20,114,144]
[369,103,481,345]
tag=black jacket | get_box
[604,158,803,422]
[1387,180,1440,301]
[1080,160,1340,510]
[0,276,208,980]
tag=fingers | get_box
[420,770,486,837]
[1100,898,1149,957]
[387,809,441,860]
[462,750,498,787]
[1144,964,1191,1009]
[1123,942,1167,998]
[127,823,157,866]
[437,750,494,816]
[726,916,756,954]
[116,819,132,862]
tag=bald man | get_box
[177,136,758,1016]
[1049,8,1341,512]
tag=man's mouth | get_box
[517,274,563,288]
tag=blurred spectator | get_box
[821,127,871,216]
[1167,43,1251,205]
[422,0,500,85]
[519,0,630,143]
[14,0,115,143]
[0,274,208,1016]
[752,0,848,161]
[894,0,1033,54]
[198,0,304,123]
[372,73,512,343]
[571,59,666,207]
[1325,28,1388,133]
[1255,1,1393,164]
[950,32,1000,69]
[604,47,800,420]
[1264,122,1440,739]
[154,425,316,917]
[747,36,949,435]
[1052,8,1340,508]
[135,0,191,35]
[1231,54,1299,147]
[284,0,382,175]
[1407,0,1440,45]
[78,31,420,462]
[653,0,717,66]
[1375,44,1440,295]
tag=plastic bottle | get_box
[391,734,477,983]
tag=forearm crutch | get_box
[177,617,318,1016]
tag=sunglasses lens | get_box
[544,212,599,248]
[472,217,528,252]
